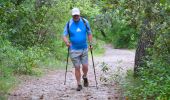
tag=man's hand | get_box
[88,34,93,50]
[66,42,71,47]
[63,36,71,47]
[89,44,93,50]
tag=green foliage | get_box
[100,61,124,84]
[92,1,138,49]
[106,20,137,48]
[71,0,100,18]
[121,0,170,99]
[96,0,170,99]
[0,0,169,100]
[0,0,102,97]
[92,38,105,55]
[0,37,44,75]
[124,59,170,99]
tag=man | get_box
[63,8,93,91]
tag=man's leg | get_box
[82,64,89,87]
[75,67,81,85]
[82,64,88,77]
[70,50,82,91]
[81,49,89,87]
[75,66,83,91]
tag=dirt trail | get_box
[8,45,135,100]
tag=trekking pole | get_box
[64,47,69,85]
[90,45,98,89]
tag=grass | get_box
[0,56,68,99]
[0,75,17,100]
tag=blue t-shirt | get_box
[63,18,92,50]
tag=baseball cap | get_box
[72,8,80,15]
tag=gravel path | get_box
[8,45,135,100]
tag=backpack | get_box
[67,18,88,37]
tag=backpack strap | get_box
[81,18,89,31]
[67,21,70,38]
[67,18,89,37]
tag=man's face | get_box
[73,15,80,22]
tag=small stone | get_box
[40,95,44,99]
[87,94,91,96]
[13,94,18,96]
[107,91,111,93]
[115,96,119,99]
[108,97,112,99]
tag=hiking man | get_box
[63,8,93,91]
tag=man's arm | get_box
[88,34,93,49]
[88,34,92,44]
[63,22,71,47]
[85,19,92,49]
[63,36,70,47]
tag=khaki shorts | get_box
[69,49,88,68]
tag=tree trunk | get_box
[100,29,106,38]
[134,18,156,75]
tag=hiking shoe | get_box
[83,75,89,87]
[76,85,82,91]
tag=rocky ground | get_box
[8,45,135,100]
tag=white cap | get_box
[72,8,80,15]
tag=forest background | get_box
[0,0,170,99]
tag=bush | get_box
[93,14,138,49]
[123,31,170,100]
[0,0,101,97]
[107,20,137,49]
